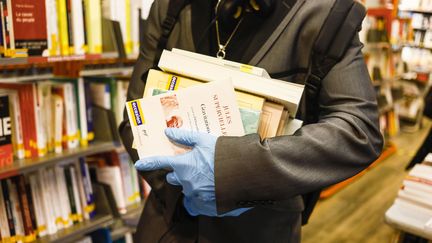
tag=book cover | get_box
[54,165,72,228]
[1,180,16,241]
[7,178,25,243]
[127,79,244,158]
[36,169,58,235]
[14,176,36,242]
[0,180,11,241]
[158,49,304,117]
[57,0,69,55]
[143,69,264,135]
[64,165,79,224]
[28,173,48,237]
[2,90,25,159]
[84,0,102,53]
[78,158,95,219]
[10,0,48,56]
[45,0,60,56]
[69,165,84,223]
[258,101,284,139]
[0,93,12,166]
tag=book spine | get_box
[77,78,88,146]
[52,95,64,153]
[1,180,15,241]
[0,180,11,240]
[7,178,25,243]
[37,170,57,235]
[71,0,85,55]
[6,0,14,50]
[79,158,95,218]
[15,176,36,242]
[10,92,25,159]
[84,81,94,142]
[57,0,70,55]
[84,0,102,53]
[54,165,72,228]
[33,83,48,157]
[0,1,7,55]
[28,174,48,237]
[65,0,74,54]
[64,166,78,224]
[70,166,83,223]
[65,83,79,149]
[45,0,60,56]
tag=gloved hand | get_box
[135,128,251,217]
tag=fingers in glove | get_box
[166,172,181,186]
[165,128,200,146]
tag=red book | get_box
[10,0,47,56]
[14,175,36,241]
[0,94,12,167]
[0,83,38,158]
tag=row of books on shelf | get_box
[126,49,305,158]
[0,74,129,166]
[0,0,153,58]
[401,46,432,71]
[385,153,432,238]
[399,0,432,11]
[0,150,148,242]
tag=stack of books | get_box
[0,75,129,163]
[385,153,432,238]
[127,49,304,158]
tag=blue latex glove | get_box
[135,128,251,217]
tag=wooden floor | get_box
[302,119,432,243]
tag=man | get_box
[119,0,384,242]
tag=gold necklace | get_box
[214,1,243,59]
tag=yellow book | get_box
[57,0,70,56]
[84,0,102,53]
[258,101,284,139]
[124,0,132,54]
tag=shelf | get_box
[0,141,117,180]
[110,224,135,241]
[0,73,55,83]
[399,8,432,14]
[121,201,145,227]
[80,67,134,76]
[36,214,114,243]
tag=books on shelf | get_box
[385,154,432,238]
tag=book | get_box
[0,93,12,166]
[95,165,127,214]
[9,0,48,56]
[45,0,60,56]
[51,94,64,153]
[1,180,16,242]
[158,49,304,117]
[78,157,95,219]
[7,178,25,243]
[171,48,271,78]
[258,101,284,139]
[54,165,72,228]
[37,169,58,235]
[15,176,36,242]
[127,79,244,158]
[0,182,11,241]
[70,0,86,55]
[83,0,102,53]
[57,0,70,56]
[28,173,48,237]
[143,69,264,134]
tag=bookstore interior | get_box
[0,0,432,242]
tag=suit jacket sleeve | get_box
[214,36,384,214]
[118,0,182,221]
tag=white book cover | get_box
[158,49,304,117]
[96,166,127,214]
[77,78,89,146]
[73,161,89,220]
[127,79,244,158]
[51,95,64,154]
[33,84,48,157]
[70,166,84,222]
[37,83,53,153]
[172,48,270,78]
[37,170,58,235]
[45,0,60,56]
[410,164,432,181]
[0,185,11,239]
[54,166,72,227]
[71,0,86,55]
[46,168,64,230]
[28,174,48,237]
[425,153,432,163]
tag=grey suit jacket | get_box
[119,0,384,242]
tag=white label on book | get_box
[127,79,244,158]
